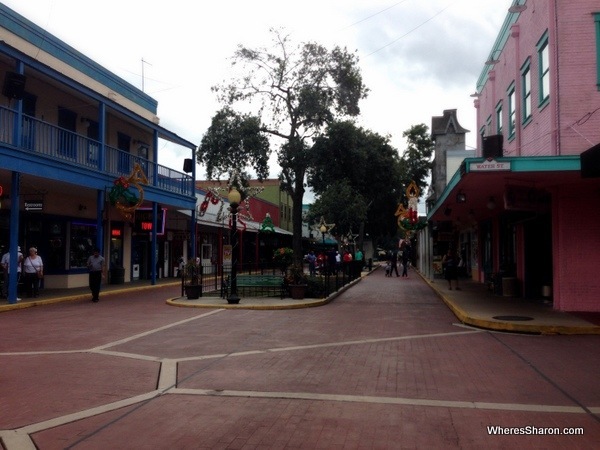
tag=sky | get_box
[3,0,509,185]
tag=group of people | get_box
[305,248,364,277]
[384,242,411,278]
[1,246,106,302]
[1,246,44,300]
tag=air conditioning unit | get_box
[482,134,503,159]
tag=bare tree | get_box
[199,28,368,263]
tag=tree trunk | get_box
[291,179,305,265]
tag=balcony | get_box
[0,105,194,197]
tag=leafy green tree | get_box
[199,29,368,262]
[401,124,434,194]
[308,121,403,247]
[198,107,270,182]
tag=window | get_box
[485,115,492,136]
[69,222,97,269]
[521,59,532,122]
[495,101,503,135]
[507,83,516,138]
[595,13,600,89]
[537,31,550,104]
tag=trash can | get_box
[110,267,125,285]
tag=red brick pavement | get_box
[1,274,599,449]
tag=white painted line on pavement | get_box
[170,388,587,414]
[91,309,224,351]
[177,329,484,362]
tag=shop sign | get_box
[469,159,511,172]
[134,208,166,235]
[24,201,43,211]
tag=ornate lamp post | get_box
[320,224,327,247]
[227,186,242,304]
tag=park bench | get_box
[221,274,285,299]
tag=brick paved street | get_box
[0,271,599,449]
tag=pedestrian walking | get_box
[1,245,23,300]
[442,248,460,290]
[390,249,400,277]
[306,250,316,277]
[22,247,43,298]
[401,241,411,278]
[87,247,106,302]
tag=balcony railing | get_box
[0,106,194,196]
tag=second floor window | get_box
[496,102,503,135]
[595,13,600,89]
[521,61,532,122]
[508,84,516,138]
[537,32,550,104]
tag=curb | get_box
[418,272,600,335]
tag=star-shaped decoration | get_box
[343,229,359,245]
[312,216,335,239]
[213,170,264,223]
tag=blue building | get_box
[0,4,197,301]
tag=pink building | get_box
[428,1,600,312]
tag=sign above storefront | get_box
[134,208,166,235]
[469,159,511,172]
[24,201,43,211]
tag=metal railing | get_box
[0,106,193,196]
[180,261,365,299]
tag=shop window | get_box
[69,222,97,269]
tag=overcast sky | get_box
[3,0,509,181]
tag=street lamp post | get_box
[227,187,241,304]
[320,224,327,247]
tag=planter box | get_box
[184,285,201,299]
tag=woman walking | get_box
[23,247,43,298]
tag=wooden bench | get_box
[222,274,285,298]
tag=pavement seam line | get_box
[16,391,164,435]
[176,329,485,362]
[90,309,224,351]
[168,388,587,414]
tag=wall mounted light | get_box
[456,191,467,203]
[444,206,452,217]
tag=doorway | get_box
[523,214,552,299]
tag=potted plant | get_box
[184,258,202,299]
[273,247,294,273]
[285,263,308,299]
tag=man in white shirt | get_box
[1,246,23,300]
